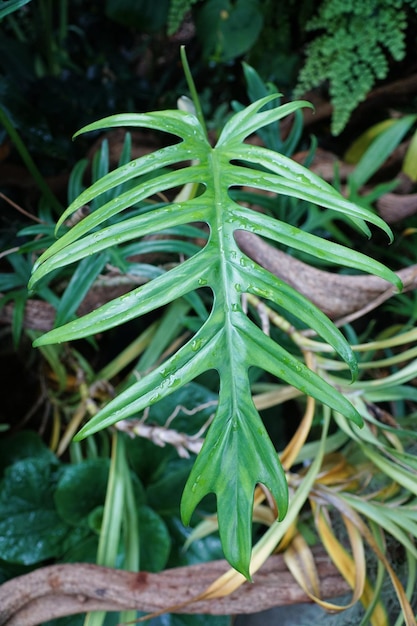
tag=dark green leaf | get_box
[54,458,110,526]
[196,0,263,62]
[60,526,99,563]
[54,252,109,326]
[44,615,85,626]
[149,614,229,626]
[0,431,56,476]
[0,459,69,564]
[105,0,169,32]
[147,459,195,517]
[165,517,224,569]
[138,506,171,572]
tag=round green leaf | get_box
[138,506,171,572]
[0,459,69,564]
[54,459,110,526]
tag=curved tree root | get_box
[2,232,416,334]
[0,548,350,626]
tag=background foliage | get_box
[1,2,417,625]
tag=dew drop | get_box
[191,474,202,493]
[191,338,203,351]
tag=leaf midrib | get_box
[211,148,241,430]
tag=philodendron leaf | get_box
[181,371,287,577]
[29,95,401,576]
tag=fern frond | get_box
[295,0,410,134]
[167,0,198,35]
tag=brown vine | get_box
[0,547,350,626]
[2,231,416,333]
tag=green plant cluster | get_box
[3,0,415,164]
[3,3,417,620]
[0,418,227,626]
[295,0,417,134]
[0,0,178,175]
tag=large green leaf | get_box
[0,431,56,475]
[137,506,171,572]
[29,96,400,576]
[195,0,264,62]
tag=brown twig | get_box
[0,191,44,223]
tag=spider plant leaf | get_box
[360,446,417,497]
[54,252,108,327]
[349,114,417,191]
[0,0,32,19]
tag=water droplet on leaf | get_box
[191,338,203,351]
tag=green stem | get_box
[6,13,27,41]
[96,322,158,382]
[97,432,125,566]
[39,0,55,75]
[180,45,208,140]
[0,106,63,214]
[120,439,140,625]
[84,431,125,626]
[58,0,68,46]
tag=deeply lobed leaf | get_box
[30,96,400,575]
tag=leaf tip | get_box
[349,406,364,428]
[27,276,36,292]
[393,274,403,293]
[232,561,252,581]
